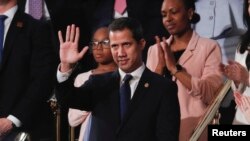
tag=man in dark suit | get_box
[0,0,57,140]
[56,17,180,141]
[17,1,95,140]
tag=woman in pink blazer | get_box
[146,0,223,140]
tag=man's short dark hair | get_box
[108,17,144,42]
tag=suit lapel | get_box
[1,10,24,69]
[178,32,199,66]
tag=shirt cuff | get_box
[57,64,73,83]
[7,115,22,127]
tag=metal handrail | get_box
[189,80,232,141]
[49,96,61,141]
[15,132,31,141]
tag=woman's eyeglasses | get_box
[89,39,110,50]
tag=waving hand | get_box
[58,24,88,72]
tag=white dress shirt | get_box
[114,11,128,19]
[57,63,146,99]
[118,63,145,98]
[1,5,17,48]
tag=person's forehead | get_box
[109,28,133,38]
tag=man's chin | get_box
[119,66,131,73]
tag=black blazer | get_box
[0,9,57,140]
[57,68,180,141]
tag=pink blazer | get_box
[147,31,224,141]
[147,31,223,119]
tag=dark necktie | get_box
[120,74,133,121]
[0,15,7,64]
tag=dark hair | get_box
[91,23,110,40]
[240,0,250,54]
[182,0,200,24]
[240,0,250,69]
[108,17,144,42]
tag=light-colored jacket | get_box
[147,31,223,140]
[147,31,223,118]
[194,0,247,63]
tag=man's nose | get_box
[117,46,126,57]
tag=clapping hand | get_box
[58,24,89,72]
[154,36,166,75]
[234,92,250,124]
[220,60,249,86]
[156,36,176,74]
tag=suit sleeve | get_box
[157,80,180,141]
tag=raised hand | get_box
[58,24,88,72]
[158,36,176,74]
[154,36,166,75]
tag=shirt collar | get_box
[119,63,145,82]
[1,5,17,20]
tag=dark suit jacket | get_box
[56,68,180,141]
[90,0,169,61]
[0,9,57,140]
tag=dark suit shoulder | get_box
[145,67,177,89]
[14,9,49,29]
[87,71,119,87]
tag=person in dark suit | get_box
[56,17,180,141]
[89,0,169,62]
[17,1,96,140]
[0,0,57,140]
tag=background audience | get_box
[193,0,247,124]
[0,0,57,140]
[220,0,250,125]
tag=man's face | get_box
[109,28,145,73]
[0,0,10,5]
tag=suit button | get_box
[210,1,215,5]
